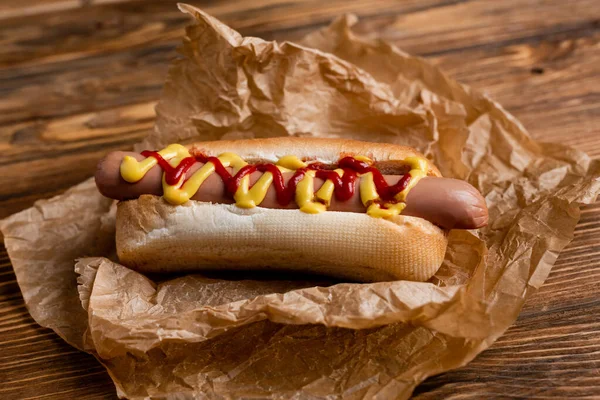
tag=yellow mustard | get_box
[120,144,429,218]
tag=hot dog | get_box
[97,138,488,282]
[96,153,487,230]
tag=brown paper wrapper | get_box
[2,4,599,399]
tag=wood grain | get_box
[1,0,599,399]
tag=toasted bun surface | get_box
[189,137,442,176]
[117,196,447,282]
[116,138,447,282]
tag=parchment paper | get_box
[2,4,599,399]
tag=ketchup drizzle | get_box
[140,151,195,186]
[314,169,358,202]
[141,152,413,205]
[338,157,411,201]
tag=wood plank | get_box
[0,0,89,20]
[345,1,600,156]
[372,0,600,56]
[0,0,454,68]
[431,34,600,158]
[3,0,597,68]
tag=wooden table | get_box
[1,1,599,398]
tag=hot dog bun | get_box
[117,196,447,282]
[116,138,449,282]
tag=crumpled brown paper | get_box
[2,4,599,399]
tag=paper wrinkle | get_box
[0,178,113,349]
[85,259,463,360]
[1,4,599,399]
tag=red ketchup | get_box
[337,157,411,202]
[140,151,196,186]
[140,152,411,206]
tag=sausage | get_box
[95,151,488,230]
